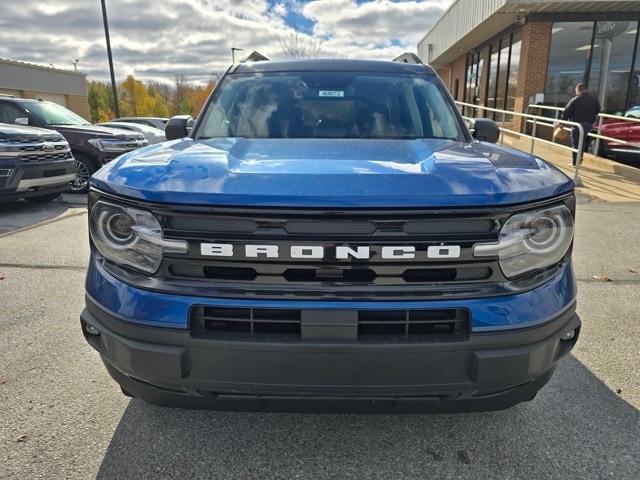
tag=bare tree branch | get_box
[279,32,321,59]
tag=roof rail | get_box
[392,53,423,64]
[242,51,269,63]
[0,93,16,98]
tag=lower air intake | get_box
[190,306,470,342]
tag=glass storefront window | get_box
[464,51,482,116]
[506,33,521,114]
[545,20,640,113]
[485,43,500,114]
[464,31,519,120]
[496,37,511,111]
[544,22,595,108]
[589,21,639,113]
[630,30,640,108]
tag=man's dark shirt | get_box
[562,92,601,124]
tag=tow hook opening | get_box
[81,320,104,353]
[557,325,580,359]
[84,323,100,336]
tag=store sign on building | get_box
[595,21,629,39]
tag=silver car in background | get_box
[97,121,166,145]
[112,117,168,130]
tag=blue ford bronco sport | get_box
[81,59,580,413]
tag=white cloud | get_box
[0,0,451,84]
[305,0,449,41]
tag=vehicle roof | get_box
[0,97,39,103]
[232,58,435,75]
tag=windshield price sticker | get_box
[319,90,344,97]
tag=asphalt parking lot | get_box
[0,194,638,479]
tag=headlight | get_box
[89,200,187,274]
[473,204,574,278]
[88,137,147,152]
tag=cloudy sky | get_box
[0,0,451,84]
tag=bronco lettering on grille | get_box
[199,243,461,260]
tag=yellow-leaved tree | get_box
[118,75,152,117]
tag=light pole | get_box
[231,47,244,64]
[100,0,120,117]
[72,58,79,72]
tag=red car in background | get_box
[595,106,640,158]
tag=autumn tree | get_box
[86,74,218,122]
[118,75,151,117]
[145,86,170,118]
[188,79,216,117]
[87,81,115,122]
[172,74,194,115]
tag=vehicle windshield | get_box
[23,101,90,126]
[196,72,464,140]
[625,106,640,119]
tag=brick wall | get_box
[65,95,91,120]
[435,67,448,83]
[513,21,552,131]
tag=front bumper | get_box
[81,294,580,413]
[0,159,75,200]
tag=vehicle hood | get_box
[0,122,63,140]
[92,138,574,207]
[52,124,142,138]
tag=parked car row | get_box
[0,95,169,200]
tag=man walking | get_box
[562,83,601,166]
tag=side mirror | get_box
[469,118,500,143]
[165,115,194,140]
[14,117,29,126]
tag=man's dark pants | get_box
[571,122,594,166]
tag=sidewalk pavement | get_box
[501,133,640,203]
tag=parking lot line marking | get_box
[0,263,86,271]
[0,210,86,239]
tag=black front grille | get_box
[163,213,499,238]
[153,206,506,300]
[190,306,470,342]
[166,262,494,284]
[19,144,67,153]
[21,152,73,163]
[403,218,495,234]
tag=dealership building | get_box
[418,0,640,129]
[0,58,90,119]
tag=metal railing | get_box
[455,101,586,184]
[526,104,640,159]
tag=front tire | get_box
[596,141,611,159]
[69,153,96,194]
